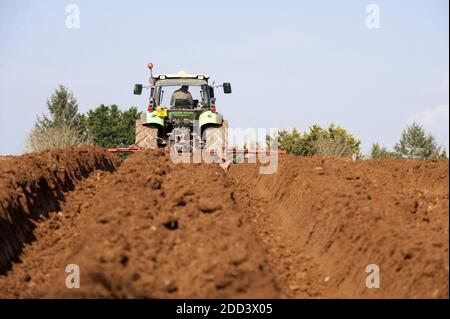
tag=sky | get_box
[0,0,448,154]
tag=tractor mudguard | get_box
[142,111,164,127]
[199,111,223,129]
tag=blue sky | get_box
[0,0,448,154]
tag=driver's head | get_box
[181,85,189,92]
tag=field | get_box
[0,147,448,298]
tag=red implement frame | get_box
[225,148,287,155]
[106,146,140,153]
[106,146,287,155]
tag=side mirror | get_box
[223,83,232,94]
[134,84,143,95]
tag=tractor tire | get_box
[203,120,228,152]
[135,119,158,149]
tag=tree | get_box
[266,128,305,155]
[36,85,82,130]
[394,122,446,159]
[278,128,305,155]
[370,143,398,159]
[82,104,140,148]
[25,85,89,152]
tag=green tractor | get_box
[133,63,231,153]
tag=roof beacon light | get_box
[147,63,154,70]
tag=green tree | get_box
[279,128,305,155]
[370,143,398,159]
[394,122,446,159]
[300,124,323,156]
[82,104,140,148]
[266,129,304,155]
[36,85,82,130]
[26,85,89,152]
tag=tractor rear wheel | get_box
[135,119,158,149]
[203,120,228,152]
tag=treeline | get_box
[26,85,448,160]
[266,122,447,160]
[26,85,140,152]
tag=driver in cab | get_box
[171,85,193,108]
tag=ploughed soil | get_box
[0,148,448,298]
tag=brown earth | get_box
[229,155,449,298]
[0,147,118,274]
[0,148,448,298]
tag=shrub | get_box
[266,123,361,158]
[25,123,91,153]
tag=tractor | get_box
[133,63,231,154]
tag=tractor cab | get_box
[153,73,212,110]
[134,70,231,113]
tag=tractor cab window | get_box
[156,85,209,109]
